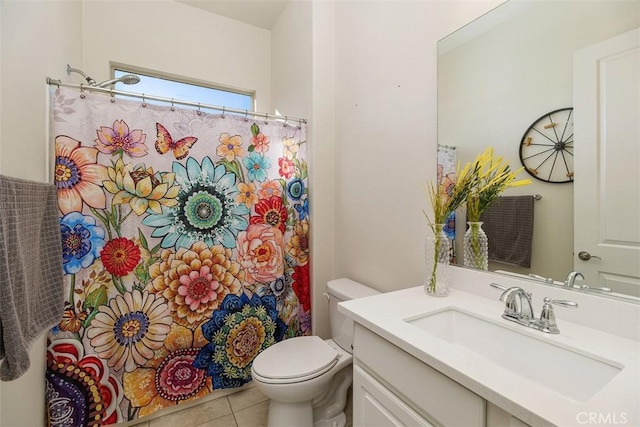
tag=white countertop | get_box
[339,274,640,426]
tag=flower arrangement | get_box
[466,147,531,221]
[424,146,532,288]
[424,160,478,226]
[423,161,479,295]
[464,147,531,269]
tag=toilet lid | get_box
[252,336,339,380]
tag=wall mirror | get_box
[437,0,640,300]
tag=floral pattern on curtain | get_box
[437,145,457,263]
[46,87,310,426]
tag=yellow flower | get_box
[216,133,244,162]
[283,137,299,159]
[466,147,531,221]
[236,182,258,208]
[287,220,309,265]
[424,160,479,225]
[103,158,180,215]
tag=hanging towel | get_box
[0,174,64,381]
[480,195,534,268]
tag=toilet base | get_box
[266,392,349,427]
[268,400,313,427]
[312,365,352,423]
[314,412,346,427]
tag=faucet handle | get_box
[544,298,579,308]
[490,283,507,291]
[534,297,578,334]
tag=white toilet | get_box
[251,278,379,427]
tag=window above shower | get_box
[112,65,254,113]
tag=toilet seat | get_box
[252,336,339,384]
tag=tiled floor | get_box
[132,386,270,427]
[131,384,353,427]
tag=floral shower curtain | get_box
[46,87,310,426]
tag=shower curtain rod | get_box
[45,77,307,124]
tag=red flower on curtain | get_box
[278,157,295,179]
[100,237,141,277]
[250,196,287,234]
[292,264,311,312]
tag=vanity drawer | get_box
[353,324,485,427]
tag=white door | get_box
[573,28,640,296]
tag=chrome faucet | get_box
[490,283,534,326]
[490,283,578,334]
[564,271,584,288]
[564,271,613,294]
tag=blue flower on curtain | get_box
[443,211,456,240]
[60,212,105,274]
[243,152,271,182]
[294,198,309,221]
[194,293,286,388]
[286,178,305,200]
[142,157,249,249]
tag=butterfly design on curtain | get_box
[155,122,198,159]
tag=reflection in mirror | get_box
[438,0,640,300]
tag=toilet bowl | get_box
[250,278,379,427]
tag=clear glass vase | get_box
[464,221,489,270]
[424,224,451,297]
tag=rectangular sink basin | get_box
[405,308,623,402]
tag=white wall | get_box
[1,1,83,424]
[271,0,340,339]
[271,0,329,335]
[81,0,271,112]
[439,0,640,281]
[332,0,502,292]
[0,0,83,180]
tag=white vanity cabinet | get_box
[353,365,434,426]
[486,403,531,427]
[352,324,529,427]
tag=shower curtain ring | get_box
[222,106,226,118]
[110,87,115,102]
[298,118,302,129]
[283,116,288,127]
[141,94,147,108]
[244,110,249,121]
[79,84,85,99]
[171,99,175,111]
[197,103,202,115]
[264,113,268,125]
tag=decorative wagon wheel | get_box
[519,108,574,183]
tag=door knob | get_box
[578,251,601,261]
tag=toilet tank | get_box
[327,278,379,353]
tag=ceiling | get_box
[175,0,290,30]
